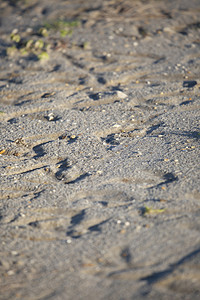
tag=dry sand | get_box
[0,0,200,299]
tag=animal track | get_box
[141,247,200,295]
[0,1,199,299]
[32,142,48,159]
[54,158,70,180]
[66,212,111,239]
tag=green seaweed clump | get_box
[43,19,80,37]
[7,31,49,61]
[142,206,165,216]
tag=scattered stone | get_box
[45,113,60,121]
[70,135,76,139]
[7,270,15,276]
[125,221,130,227]
[46,113,55,121]
[116,90,128,99]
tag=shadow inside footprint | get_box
[66,210,86,239]
[141,247,200,284]
[65,172,91,184]
[162,172,178,184]
[71,210,85,226]
[101,133,120,146]
[32,142,48,159]
[55,158,70,180]
[88,218,110,233]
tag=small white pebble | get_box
[96,170,103,175]
[7,270,15,276]
[47,113,55,121]
[12,28,18,34]
[136,225,141,231]
[116,90,128,99]
[137,151,142,156]
[26,28,33,33]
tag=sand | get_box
[0,0,200,299]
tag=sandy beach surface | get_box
[0,0,200,299]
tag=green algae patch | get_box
[142,206,165,216]
[38,51,49,60]
[43,19,80,37]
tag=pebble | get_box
[125,221,130,227]
[116,90,128,99]
[46,113,60,121]
[136,225,141,231]
[96,170,103,175]
[47,113,55,121]
[7,270,15,276]
[163,27,175,33]
[12,28,18,34]
[137,151,142,156]
[113,124,121,128]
